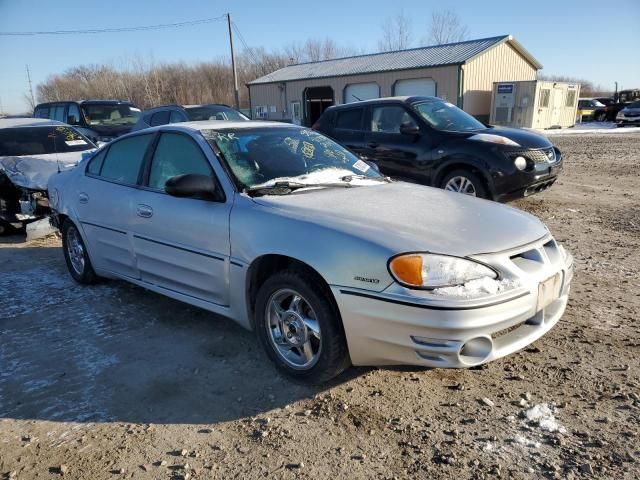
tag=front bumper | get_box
[616,117,640,126]
[333,236,573,368]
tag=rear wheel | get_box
[255,269,350,384]
[595,112,606,122]
[62,219,100,284]
[441,169,488,199]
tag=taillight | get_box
[311,121,321,130]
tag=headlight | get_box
[468,133,520,147]
[616,112,625,119]
[514,156,527,171]
[388,253,497,289]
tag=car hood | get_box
[0,150,95,190]
[252,182,548,257]
[621,107,640,115]
[484,126,553,148]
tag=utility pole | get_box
[26,65,35,108]
[227,13,240,110]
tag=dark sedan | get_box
[314,96,562,202]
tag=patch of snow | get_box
[482,441,495,452]
[432,277,520,299]
[250,167,383,190]
[524,404,567,433]
[512,434,541,448]
[534,122,640,135]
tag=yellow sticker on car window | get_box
[301,141,315,158]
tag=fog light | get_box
[514,156,527,171]
[459,336,493,365]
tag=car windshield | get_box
[412,99,486,131]
[185,105,249,121]
[629,101,640,108]
[591,100,605,107]
[205,127,383,190]
[0,126,95,156]
[81,104,141,126]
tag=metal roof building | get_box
[247,35,542,126]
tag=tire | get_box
[255,269,350,384]
[595,112,606,122]
[440,169,489,199]
[61,219,100,284]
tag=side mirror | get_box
[165,174,221,201]
[399,122,420,136]
[67,115,78,125]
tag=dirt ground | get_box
[1,133,638,480]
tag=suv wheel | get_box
[441,170,488,199]
[61,219,100,284]
[255,269,350,384]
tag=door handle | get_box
[136,204,153,218]
[367,142,379,149]
[78,192,89,204]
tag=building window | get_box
[539,89,550,108]
[565,90,576,107]
[255,106,267,119]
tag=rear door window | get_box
[335,109,363,130]
[34,106,50,118]
[150,111,170,127]
[369,105,417,133]
[99,134,152,185]
[86,149,107,175]
[67,104,81,125]
[52,105,66,122]
[147,133,212,190]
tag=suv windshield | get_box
[412,99,486,132]
[185,105,248,121]
[205,127,383,190]
[0,126,95,156]
[81,104,141,126]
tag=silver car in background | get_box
[48,121,573,383]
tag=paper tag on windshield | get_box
[352,159,370,173]
[65,139,88,146]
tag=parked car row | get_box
[577,96,639,126]
[0,94,573,382]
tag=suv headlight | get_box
[388,253,498,289]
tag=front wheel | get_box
[441,169,489,199]
[594,112,606,122]
[61,219,100,284]
[255,269,350,384]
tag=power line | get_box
[0,15,227,36]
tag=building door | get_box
[344,83,380,103]
[304,86,334,126]
[551,88,563,126]
[290,101,301,125]
[393,78,436,97]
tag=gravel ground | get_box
[1,133,638,479]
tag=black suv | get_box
[34,100,141,143]
[314,96,562,202]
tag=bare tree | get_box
[378,10,413,52]
[425,9,468,45]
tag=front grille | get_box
[506,147,556,164]
[509,239,561,274]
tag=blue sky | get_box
[1,0,638,113]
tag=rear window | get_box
[150,111,170,127]
[0,126,95,156]
[335,109,363,130]
[185,105,248,121]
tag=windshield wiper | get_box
[340,174,390,182]
[246,180,353,196]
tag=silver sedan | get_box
[48,121,573,383]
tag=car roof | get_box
[142,120,297,133]
[141,103,234,113]
[35,100,134,106]
[326,96,441,110]
[0,118,67,129]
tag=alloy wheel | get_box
[444,176,477,196]
[66,225,85,275]
[265,288,322,370]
